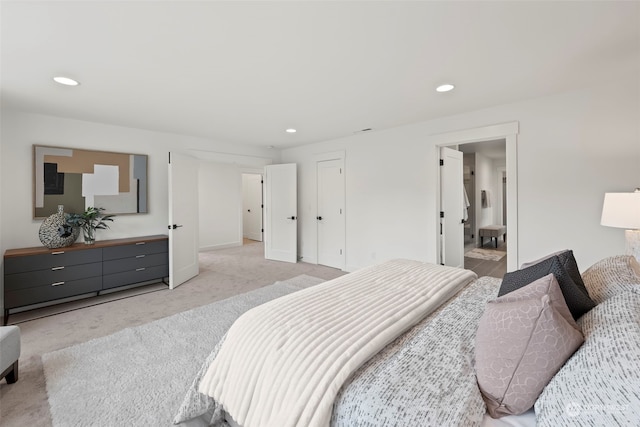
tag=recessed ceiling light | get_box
[285,128,297,133]
[53,76,80,86]
[436,84,455,93]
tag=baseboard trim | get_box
[200,242,242,252]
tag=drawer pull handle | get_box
[135,242,146,245]
[136,267,146,272]
[52,266,65,271]
[52,251,65,255]
[136,255,146,258]
[51,282,65,287]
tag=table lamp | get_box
[601,188,640,261]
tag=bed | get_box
[174,254,640,427]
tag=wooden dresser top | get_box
[4,235,169,258]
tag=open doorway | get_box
[434,121,519,274]
[241,173,263,244]
[458,140,507,278]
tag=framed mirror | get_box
[33,145,148,218]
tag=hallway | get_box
[464,240,507,279]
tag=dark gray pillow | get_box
[499,255,596,319]
[519,250,588,295]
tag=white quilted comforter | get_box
[196,259,477,427]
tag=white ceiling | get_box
[460,139,506,160]
[2,1,639,149]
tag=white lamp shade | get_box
[601,192,640,229]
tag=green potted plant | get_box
[66,207,116,245]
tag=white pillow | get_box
[535,289,640,426]
[581,255,640,304]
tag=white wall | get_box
[495,162,507,226]
[199,162,243,251]
[474,152,495,230]
[282,75,640,272]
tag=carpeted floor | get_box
[0,241,345,427]
[43,274,323,427]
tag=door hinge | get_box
[261,180,264,184]
[261,204,264,208]
[439,159,444,166]
[340,249,343,255]
[261,229,264,232]
[440,211,444,218]
[471,170,475,176]
[340,168,342,174]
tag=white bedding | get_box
[481,410,536,427]
[196,259,477,427]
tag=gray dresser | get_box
[3,235,168,324]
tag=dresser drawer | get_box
[103,252,167,275]
[4,262,102,291]
[102,264,169,290]
[4,248,102,274]
[5,276,103,309]
[102,240,167,261]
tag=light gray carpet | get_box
[42,274,324,427]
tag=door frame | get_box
[431,122,519,272]
[314,150,346,270]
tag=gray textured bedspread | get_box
[175,276,500,427]
[330,276,499,427]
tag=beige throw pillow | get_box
[475,274,584,418]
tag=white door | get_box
[440,147,464,268]
[264,163,297,263]
[168,152,200,289]
[242,174,263,242]
[317,159,345,269]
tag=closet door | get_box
[317,159,344,270]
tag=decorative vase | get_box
[38,205,80,249]
[83,227,96,245]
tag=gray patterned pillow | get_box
[475,274,584,418]
[535,288,640,426]
[499,255,596,319]
[581,255,640,304]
